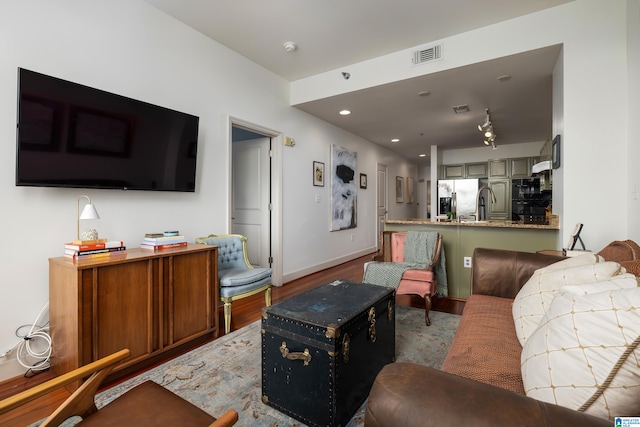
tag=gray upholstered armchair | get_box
[196,234,272,334]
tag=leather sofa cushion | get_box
[441,294,525,395]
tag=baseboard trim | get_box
[282,247,376,284]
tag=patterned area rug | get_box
[39,306,460,427]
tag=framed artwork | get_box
[313,161,325,186]
[360,173,367,189]
[552,134,561,169]
[395,176,404,203]
[330,144,357,231]
[406,177,415,203]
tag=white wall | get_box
[627,0,640,239]
[292,0,637,253]
[0,0,415,379]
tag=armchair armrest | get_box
[365,363,609,427]
[471,248,564,299]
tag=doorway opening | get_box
[230,117,282,286]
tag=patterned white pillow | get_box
[512,261,625,346]
[535,253,603,274]
[521,285,640,420]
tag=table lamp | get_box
[77,195,100,240]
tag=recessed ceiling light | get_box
[418,90,431,97]
[497,74,511,82]
[339,110,351,115]
[419,154,426,157]
[391,138,400,143]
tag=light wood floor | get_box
[0,252,465,426]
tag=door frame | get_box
[228,116,283,286]
[376,163,389,250]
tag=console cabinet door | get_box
[165,250,216,345]
[87,261,155,364]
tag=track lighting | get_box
[478,108,497,147]
[478,109,491,131]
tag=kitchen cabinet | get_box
[465,162,488,178]
[442,164,465,179]
[49,244,218,386]
[488,179,511,220]
[510,157,532,179]
[488,159,509,178]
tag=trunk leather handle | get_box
[280,341,312,366]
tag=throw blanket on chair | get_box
[363,231,448,296]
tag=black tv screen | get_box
[16,68,199,192]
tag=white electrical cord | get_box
[13,302,52,373]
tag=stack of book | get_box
[140,233,187,250]
[64,239,127,260]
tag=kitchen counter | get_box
[383,217,560,299]
[385,218,559,230]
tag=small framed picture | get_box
[360,173,367,189]
[395,176,404,203]
[313,161,325,187]
[551,135,561,169]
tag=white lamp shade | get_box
[80,203,100,220]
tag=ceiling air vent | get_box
[412,43,443,66]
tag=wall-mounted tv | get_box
[16,68,199,192]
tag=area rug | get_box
[39,306,460,427]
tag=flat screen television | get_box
[16,68,199,192]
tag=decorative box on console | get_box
[261,280,395,427]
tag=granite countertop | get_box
[384,218,559,230]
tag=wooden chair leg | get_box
[265,287,272,307]
[223,299,232,334]
[423,294,432,326]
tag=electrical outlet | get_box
[463,256,472,268]
[350,234,354,241]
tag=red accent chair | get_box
[375,231,443,326]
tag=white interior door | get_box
[376,163,388,249]
[232,137,271,267]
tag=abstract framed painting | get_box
[330,144,357,231]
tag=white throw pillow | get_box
[535,253,603,274]
[512,260,625,346]
[521,286,640,420]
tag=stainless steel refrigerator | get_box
[438,179,480,219]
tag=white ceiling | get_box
[144,0,570,165]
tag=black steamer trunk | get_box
[261,280,395,427]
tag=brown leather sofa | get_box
[364,247,613,427]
